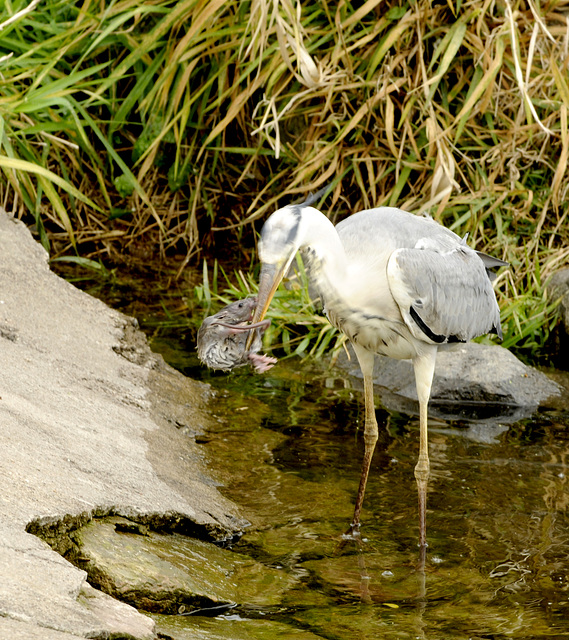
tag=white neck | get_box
[296,207,348,297]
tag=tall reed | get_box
[1,0,567,360]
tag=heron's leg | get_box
[412,347,437,548]
[350,345,378,536]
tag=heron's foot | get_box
[347,521,362,540]
[335,521,366,552]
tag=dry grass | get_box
[1,0,568,358]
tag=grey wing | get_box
[387,245,502,344]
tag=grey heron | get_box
[248,191,507,546]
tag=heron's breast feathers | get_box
[325,302,418,359]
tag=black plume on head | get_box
[293,184,331,210]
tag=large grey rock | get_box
[0,210,245,639]
[335,342,564,434]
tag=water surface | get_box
[150,327,569,640]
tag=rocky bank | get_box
[0,210,246,639]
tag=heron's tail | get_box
[476,251,509,281]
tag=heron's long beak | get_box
[245,261,287,350]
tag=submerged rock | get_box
[75,517,297,614]
[152,613,324,640]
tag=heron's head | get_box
[250,205,303,329]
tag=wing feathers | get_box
[387,244,502,344]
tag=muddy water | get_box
[150,329,569,640]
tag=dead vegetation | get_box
[1,0,568,356]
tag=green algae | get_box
[76,517,297,614]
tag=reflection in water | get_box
[152,332,569,639]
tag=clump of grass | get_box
[1,0,568,362]
[493,250,566,363]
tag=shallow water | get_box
[149,328,569,640]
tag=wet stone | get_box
[152,613,325,639]
[75,517,297,614]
